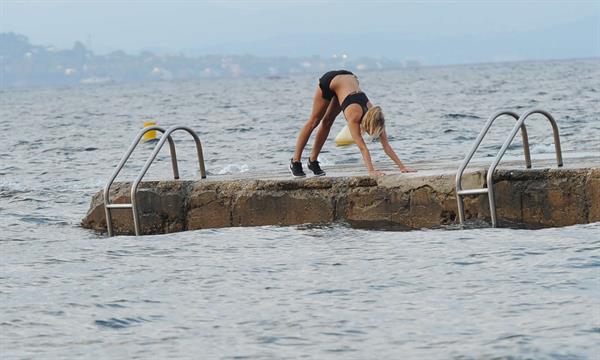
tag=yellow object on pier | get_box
[335,125,355,146]
[143,121,157,142]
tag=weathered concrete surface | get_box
[82,166,600,235]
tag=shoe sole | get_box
[308,165,326,177]
[289,165,306,178]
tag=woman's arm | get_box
[347,118,384,176]
[379,129,416,173]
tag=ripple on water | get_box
[95,302,128,309]
[443,113,483,119]
[257,335,313,346]
[1,59,599,359]
[94,317,152,329]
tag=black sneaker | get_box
[289,158,306,178]
[307,158,326,176]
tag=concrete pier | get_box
[82,155,599,235]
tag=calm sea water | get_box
[1,59,599,359]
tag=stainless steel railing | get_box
[130,125,206,236]
[103,125,206,236]
[455,108,563,227]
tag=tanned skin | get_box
[293,74,415,176]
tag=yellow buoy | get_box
[143,121,157,142]
[335,125,355,146]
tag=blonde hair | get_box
[360,106,385,138]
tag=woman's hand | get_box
[369,169,385,176]
[379,130,416,174]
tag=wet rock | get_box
[233,190,334,226]
[82,167,599,235]
[586,169,600,222]
[186,188,231,230]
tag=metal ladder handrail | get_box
[456,108,563,228]
[104,125,180,237]
[130,125,206,236]
[486,109,563,227]
[456,110,532,185]
[455,110,531,224]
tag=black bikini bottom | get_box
[318,70,354,100]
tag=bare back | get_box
[329,74,361,104]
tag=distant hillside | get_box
[199,15,600,64]
[0,33,411,88]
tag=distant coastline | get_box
[0,32,419,89]
[1,32,598,90]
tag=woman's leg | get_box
[309,97,341,161]
[292,86,330,162]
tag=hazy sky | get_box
[1,0,599,64]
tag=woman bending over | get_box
[290,70,415,177]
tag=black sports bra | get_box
[341,91,369,116]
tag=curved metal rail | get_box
[131,125,206,235]
[486,109,563,226]
[104,126,179,236]
[456,108,563,228]
[455,110,531,224]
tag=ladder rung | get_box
[106,203,133,209]
[457,188,489,196]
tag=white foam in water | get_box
[315,155,333,166]
[217,163,250,175]
[0,178,26,192]
[529,143,559,154]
